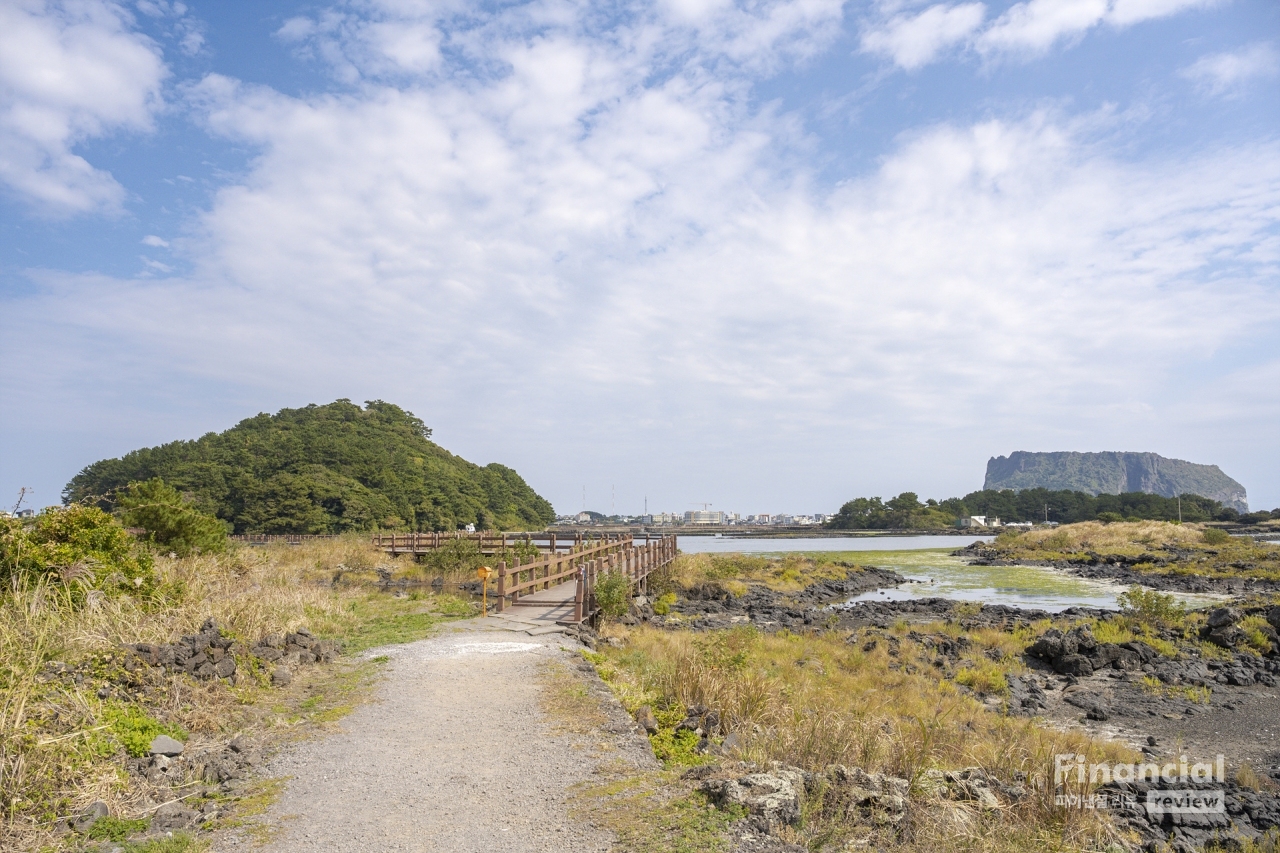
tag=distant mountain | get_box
[984,451,1248,512]
[64,400,556,533]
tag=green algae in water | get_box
[806,549,1221,612]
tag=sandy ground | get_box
[213,620,656,853]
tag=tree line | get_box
[826,488,1278,530]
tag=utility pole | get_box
[1044,503,1049,523]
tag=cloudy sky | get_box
[1,0,1277,517]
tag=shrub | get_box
[1096,512,1124,523]
[652,592,677,615]
[1117,586,1186,626]
[594,570,631,621]
[0,505,154,596]
[1202,528,1232,545]
[421,537,487,579]
[117,478,228,557]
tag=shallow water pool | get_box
[680,541,1223,612]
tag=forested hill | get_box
[63,400,555,534]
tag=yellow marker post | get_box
[476,565,494,612]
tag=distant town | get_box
[556,510,831,527]
[553,509,1025,529]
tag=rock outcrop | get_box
[984,451,1248,511]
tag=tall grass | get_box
[595,625,1134,852]
[991,520,1280,580]
[0,536,442,851]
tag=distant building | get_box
[958,516,1000,528]
[683,510,725,525]
[14,509,34,519]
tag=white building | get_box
[683,510,725,525]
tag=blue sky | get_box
[1,0,1278,517]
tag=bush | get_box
[117,478,228,557]
[422,537,487,577]
[594,570,631,621]
[0,505,154,596]
[1117,586,1186,625]
[1202,528,1232,545]
[1096,512,1124,523]
[652,592,677,615]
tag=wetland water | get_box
[676,536,1219,612]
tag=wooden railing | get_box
[495,534,678,623]
[371,530,667,555]
[229,534,340,545]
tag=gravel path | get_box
[215,622,654,853]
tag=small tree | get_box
[117,478,228,557]
[593,570,631,621]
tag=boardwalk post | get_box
[573,567,585,623]
[496,561,507,613]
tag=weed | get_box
[99,704,187,758]
[1240,616,1275,654]
[572,771,739,853]
[122,832,208,852]
[954,663,1009,696]
[1238,764,1280,793]
[85,815,149,841]
[652,592,677,616]
[649,728,714,767]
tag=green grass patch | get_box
[99,704,187,758]
[649,728,715,768]
[573,772,739,853]
[337,600,441,653]
[86,815,149,841]
[122,832,208,852]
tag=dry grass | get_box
[592,624,1135,852]
[0,536,465,852]
[997,520,1202,556]
[989,521,1280,580]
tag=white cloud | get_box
[1181,42,1279,96]
[861,3,986,69]
[0,0,167,214]
[141,234,169,247]
[862,0,1218,66]
[977,0,1108,54]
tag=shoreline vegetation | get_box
[3,510,1278,852]
[826,490,1280,531]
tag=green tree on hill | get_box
[63,400,555,534]
[117,478,228,556]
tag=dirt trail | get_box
[215,621,654,853]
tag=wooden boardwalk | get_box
[372,531,677,626]
[480,581,580,636]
